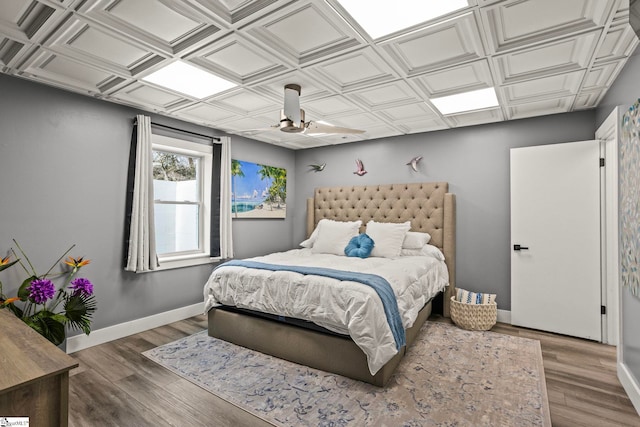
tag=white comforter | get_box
[203,248,449,374]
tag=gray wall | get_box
[596,45,640,384]
[0,64,614,337]
[597,46,640,127]
[0,73,295,336]
[294,111,597,310]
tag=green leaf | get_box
[17,276,37,301]
[25,312,66,345]
[50,313,67,324]
[64,293,96,335]
[0,259,19,272]
[7,303,23,318]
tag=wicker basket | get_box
[450,296,497,331]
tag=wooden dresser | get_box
[0,309,79,426]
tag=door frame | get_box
[596,107,620,346]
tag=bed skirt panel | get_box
[207,301,432,387]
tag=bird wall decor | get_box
[309,163,326,172]
[406,156,423,172]
[353,159,367,176]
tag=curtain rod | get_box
[134,118,221,141]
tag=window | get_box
[152,134,213,268]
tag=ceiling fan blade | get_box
[237,125,279,135]
[283,84,301,126]
[305,121,365,135]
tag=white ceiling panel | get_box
[214,115,274,133]
[410,59,494,98]
[111,83,188,110]
[327,112,386,130]
[19,49,122,94]
[302,95,361,118]
[187,0,287,25]
[358,124,403,140]
[311,133,364,145]
[582,61,625,91]
[45,17,155,75]
[501,70,585,104]
[104,0,203,42]
[380,12,485,76]
[482,0,616,53]
[0,0,637,149]
[77,0,224,55]
[243,1,364,65]
[0,35,34,68]
[506,96,574,120]
[574,89,606,110]
[187,34,288,83]
[210,89,275,114]
[593,19,639,64]
[305,47,398,92]
[173,102,239,123]
[349,81,423,110]
[445,107,505,128]
[492,31,600,85]
[396,117,449,134]
[0,0,67,43]
[375,102,439,123]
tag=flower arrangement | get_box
[0,240,96,346]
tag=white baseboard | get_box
[497,309,511,324]
[65,302,204,354]
[619,362,640,415]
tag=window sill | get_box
[153,255,221,271]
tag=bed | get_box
[204,182,456,386]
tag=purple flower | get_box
[28,279,56,304]
[69,277,93,297]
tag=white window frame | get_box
[151,133,215,270]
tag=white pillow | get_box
[365,221,411,258]
[311,219,362,255]
[400,244,445,261]
[299,226,319,248]
[402,231,431,249]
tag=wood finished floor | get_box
[68,315,640,427]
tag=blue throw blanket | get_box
[218,260,406,350]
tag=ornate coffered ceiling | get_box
[1,0,637,149]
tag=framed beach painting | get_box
[231,159,287,219]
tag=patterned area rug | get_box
[143,321,551,426]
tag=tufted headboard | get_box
[306,182,456,317]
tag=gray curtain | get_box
[125,115,158,272]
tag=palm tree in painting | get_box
[257,164,286,210]
[231,159,244,217]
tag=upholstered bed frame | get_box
[208,182,456,386]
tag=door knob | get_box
[513,244,529,251]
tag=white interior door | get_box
[511,140,601,341]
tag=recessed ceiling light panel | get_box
[431,88,500,115]
[335,0,469,39]
[142,61,236,99]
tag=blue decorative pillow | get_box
[344,234,375,258]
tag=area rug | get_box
[143,321,551,426]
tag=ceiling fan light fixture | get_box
[335,0,469,39]
[142,61,236,99]
[431,87,500,115]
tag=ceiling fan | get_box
[245,84,365,136]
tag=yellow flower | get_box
[3,297,20,305]
[64,256,91,268]
[0,256,11,265]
